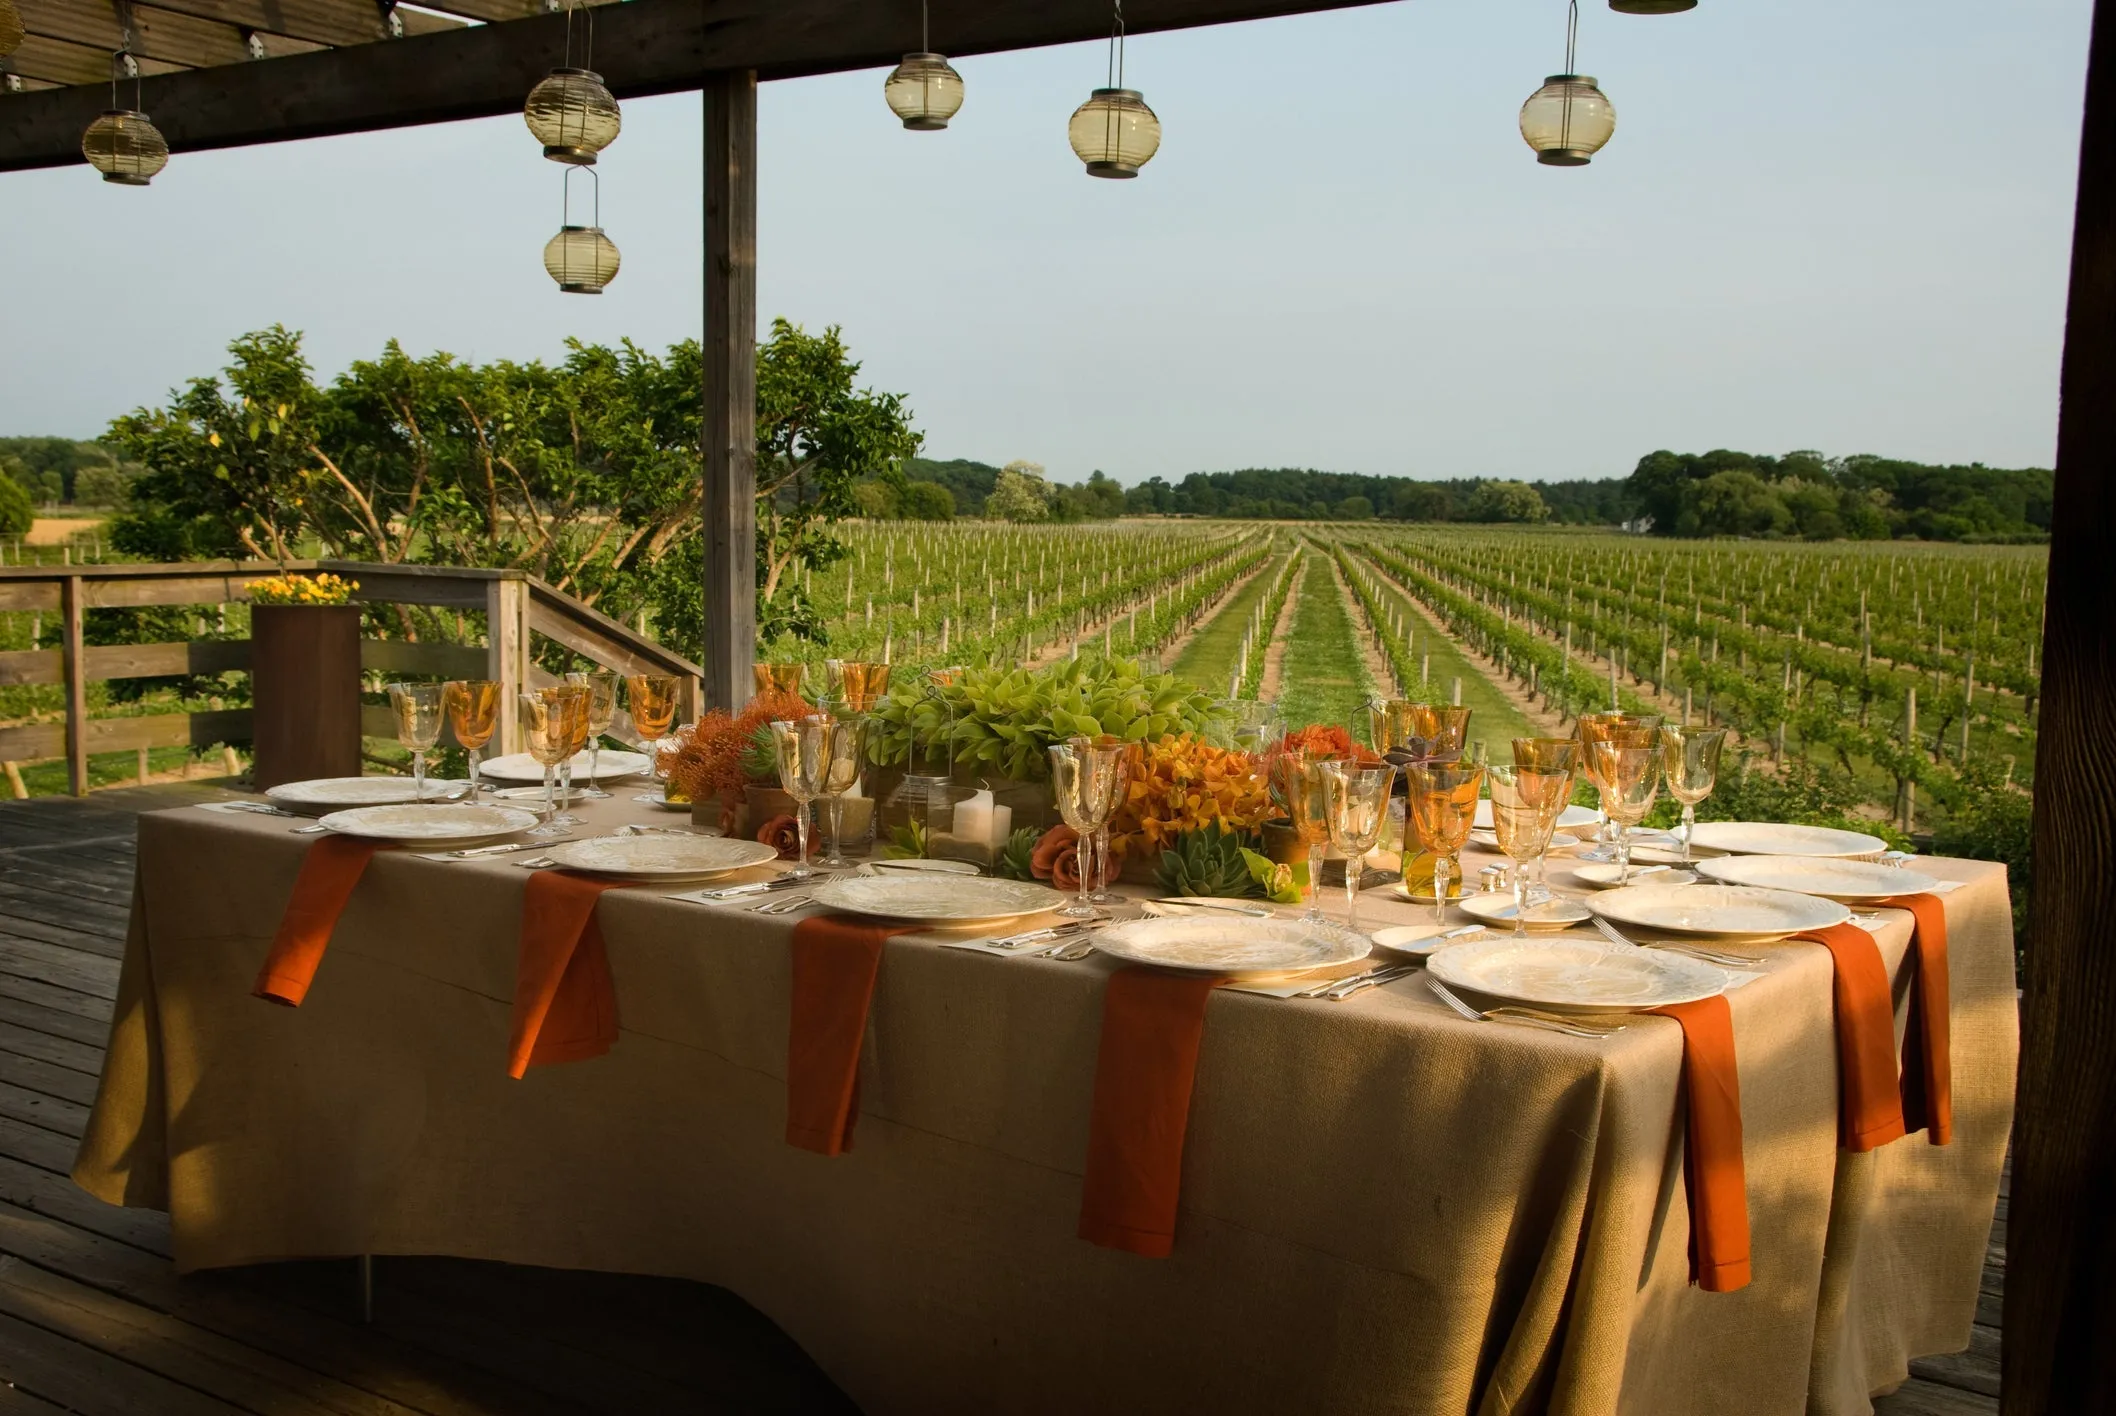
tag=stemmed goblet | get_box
[386,682,446,802]
[518,691,578,836]
[1659,726,1728,863]
[1405,759,1485,926]
[442,679,498,797]
[537,683,591,826]
[1510,736,1581,899]
[1320,760,1396,933]
[1068,734,1129,904]
[1049,741,1125,920]
[1589,740,1663,886]
[1271,751,1333,924]
[565,670,618,798]
[816,715,870,869]
[624,673,681,761]
[770,715,837,879]
[1486,763,1572,937]
[1576,713,1660,863]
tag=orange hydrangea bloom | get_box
[1107,733,1275,858]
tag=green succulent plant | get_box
[1156,823,1259,898]
[741,722,779,781]
[995,825,1042,881]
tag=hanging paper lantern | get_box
[524,68,621,165]
[82,110,170,186]
[1519,75,1615,167]
[0,0,25,57]
[1609,1,1696,12]
[1069,89,1160,179]
[543,225,620,294]
[884,52,964,130]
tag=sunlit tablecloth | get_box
[74,798,2014,1415]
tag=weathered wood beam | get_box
[0,0,1390,172]
[121,0,392,49]
[2010,0,2116,1411]
[701,67,757,715]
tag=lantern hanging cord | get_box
[1563,0,1579,75]
[561,0,594,71]
[561,162,600,229]
[920,0,928,53]
[107,47,141,112]
[1107,0,1126,89]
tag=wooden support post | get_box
[61,575,86,797]
[2012,0,2116,1404]
[484,576,529,755]
[702,68,759,714]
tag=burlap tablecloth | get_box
[73,800,2014,1415]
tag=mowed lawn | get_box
[1171,549,1287,693]
[1275,556,1376,735]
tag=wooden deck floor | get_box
[0,786,2002,1414]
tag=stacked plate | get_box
[480,750,654,786]
[541,835,779,882]
[266,777,469,812]
[1587,882,1850,943]
[318,803,541,848]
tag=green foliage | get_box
[1156,823,1259,897]
[1241,846,1303,903]
[1930,763,2033,943]
[995,825,1042,880]
[986,462,1054,522]
[898,481,956,520]
[884,820,930,859]
[1627,448,2051,542]
[0,437,116,503]
[0,469,32,536]
[1120,468,1630,526]
[1464,480,1549,524]
[866,656,1227,782]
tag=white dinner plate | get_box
[870,857,982,876]
[1685,821,1888,860]
[1426,936,1729,1012]
[1588,882,1850,942]
[542,835,779,881]
[808,874,1067,926]
[479,750,654,785]
[1474,801,1601,832]
[1455,890,1591,930]
[1693,854,1940,901]
[318,802,541,845]
[1370,923,1479,957]
[1571,863,1698,889]
[266,777,469,811]
[1093,916,1370,977]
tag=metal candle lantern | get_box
[884,4,964,130]
[81,53,169,186]
[1521,3,1616,167]
[1070,1,1160,178]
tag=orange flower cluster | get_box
[1107,733,1275,858]
[659,689,812,809]
[1274,724,1378,764]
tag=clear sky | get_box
[0,0,2093,484]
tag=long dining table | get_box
[72,793,2015,1415]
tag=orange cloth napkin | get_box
[507,871,629,1079]
[1078,966,1228,1258]
[1795,922,1908,1152]
[1877,893,1953,1146]
[1647,995,1751,1292]
[786,916,918,1156]
[253,836,387,1006]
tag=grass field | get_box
[1274,555,1375,734]
[1169,546,1287,693]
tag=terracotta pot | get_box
[249,604,361,790]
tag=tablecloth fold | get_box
[787,916,917,1155]
[252,836,386,1006]
[1796,922,1908,1152]
[1648,994,1751,1292]
[508,871,626,1078]
[1878,892,1953,1146]
[1078,966,1228,1258]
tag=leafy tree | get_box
[0,469,31,536]
[1693,470,1794,538]
[1464,480,1549,523]
[987,463,1054,522]
[898,481,956,520]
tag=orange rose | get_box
[1030,824,1078,881]
[757,813,801,860]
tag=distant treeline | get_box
[0,436,136,508]
[892,452,2051,542]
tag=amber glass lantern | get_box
[1519,74,1615,166]
[0,0,25,58]
[544,225,620,294]
[1609,1,1695,12]
[82,109,169,186]
[884,53,965,130]
[1070,89,1161,179]
[525,68,621,164]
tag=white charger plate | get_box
[1474,801,1601,832]
[1427,935,1728,1012]
[1693,854,1939,901]
[1455,889,1591,930]
[1588,882,1850,942]
[1093,916,1370,977]
[542,835,779,881]
[266,777,468,811]
[808,875,1066,926]
[1686,821,1888,860]
[318,802,540,845]
[480,750,654,785]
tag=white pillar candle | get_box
[954,789,994,846]
[990,804,1012,850]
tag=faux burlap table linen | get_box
[73,801,2015,1415]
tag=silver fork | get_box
[1426,975,1628,1038]
[1592,914,1761,970]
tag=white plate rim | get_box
[1426,935,1728,1011]
[1586,882,1851,939]
[265,777,467,808]
[478,750,654,784]
[318,803,542,843]
[1092,916,1371,976]
[1685,820,1889,859]
[540,835,780,879]
[1454,889,1591,929]
[1691,854,1940,900]
[807,874,1067,924]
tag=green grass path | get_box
[1352,554,1538,753]
[1170,550,1286,694]
[1276,555,1376,734]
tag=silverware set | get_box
[1291,962,1422,1000]
[1590,914,1763,970]
[979,921,1107,959]
[1426,975,1628,1038]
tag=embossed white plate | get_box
[318,803,540,845]
[1093,916,1370,977]
[1588,882,1850,941]
[479,750,654,785]
[1455,890,1591,930]
[808,874,1067,925]
[1426,936,1728,1011]
[266,777,468,810]
[1685,821,1888,860]
[1693,854,1940,901]
[542,835,779,881]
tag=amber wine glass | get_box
[519,691,575,836]
[1576,713,1660,862]
[1487,764,1572,936]
[1511,737,1581,898]
[443,679,499,796]
[565,670,618,797]
[1659,726,1728,863]
[386,682,446,802]
[1405,760,1485,925]
[1589,740,1663,885]
[624,674,680,756]
[535,684,591,826]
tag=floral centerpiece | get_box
[247,572,358,606]
[656,689,809,835]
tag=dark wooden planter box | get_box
[250,604,362,790]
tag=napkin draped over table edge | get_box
[1795,894,1953,1153]
[786,916,920,1156]
[1646,995,1751,1292]
[508,871,630,1079]
[252,836,388,1006]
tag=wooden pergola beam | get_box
[0,0,1391,173]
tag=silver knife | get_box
[1151,897,1274,917]
[438,837,576,859]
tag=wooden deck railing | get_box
[0,559,702,795]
